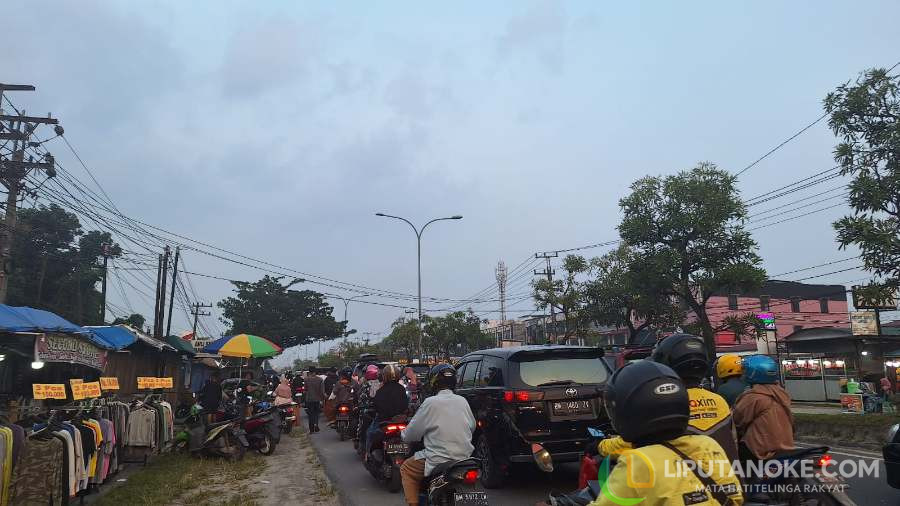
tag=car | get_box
[404,363,431,381]
[454,345,613,488]
[351,354,382,378]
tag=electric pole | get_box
[99,243,111,323]
[0,84,60,304]
[165,247,180,337]
[495,260,508,322]
[153,254,163,336]
[534,252,558,344]
[191,302,212,339]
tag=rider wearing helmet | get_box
[326,367,355,427]
[400,364,476,506]
[599,334,739,463]
[366,364,410,457]
[589,361,743,506]
[357,365,382,450]
[732,355,794,460]
[715,354,748,407]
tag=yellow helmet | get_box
[716,355,743,379]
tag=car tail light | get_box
[818,454,832,467]
[503,390,544,403]
[463,469,479,485]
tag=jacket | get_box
[717,377,749,407]
[373,381,409,422]
[590,434,744,506]
[401,389,475,476]
[304,375,326,403]
[733,384,794,459]
[599,387,739,463]
[332,381,353,404]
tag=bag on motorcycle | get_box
[578,454,600,489]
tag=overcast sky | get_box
[5,1,900,367]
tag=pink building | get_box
[704,280,849,350]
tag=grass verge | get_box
[795,413,900,448]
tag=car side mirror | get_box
[884,424,900,489]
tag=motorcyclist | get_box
[357,364,381,451]
[402,366,421,406]
[587,360,743,506]
[400,364,475,506]
[327,368,354,428]
[598,334,739,463]
[732,355,794,460]
[716,354,749,407]
[365,364,409,458]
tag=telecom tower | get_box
[495,260,507,322]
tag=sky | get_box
[3,1,900,368]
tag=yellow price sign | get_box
[99,377,120,391]
[33,384,67,400]
[137,377,155,389]
[81,382,101,398]
[159,377,173,389]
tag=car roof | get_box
[459,345,605,360]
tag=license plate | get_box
[336,414,350,420]
[385,442,409,454]
[454,491,489,505]
[552,400,592,416]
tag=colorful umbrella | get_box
[203,334,282,358]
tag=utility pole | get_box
[155,246,170,337]
[534,252,558,344]
[99,243,111,323]
[153,254,163,337]
[190,302,212,339]
[495,260,508,347]
[165,247,180,337]
[0,84,60,304]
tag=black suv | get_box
[454,345,613,488]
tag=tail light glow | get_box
[463,469,479,485]
[502,390,545,403]
[818,454,832,467]
[385,424,407,434]
[338,405,350,413]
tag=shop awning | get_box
[85,326,138,350]
[0,305,86,335]
[164,335,196,355]
[117,325,177,352]
[784,327,857,354]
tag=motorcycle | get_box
[364,416,409,493]
[266,390,297,435]
[245,401,281,455]
[418,458,488,506]
[335,402,353,441]
[174,404,249,461]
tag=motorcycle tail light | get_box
[818,454,832,467]
[385,424,407,434]
[339,406,350,413]
[463,469,479,485]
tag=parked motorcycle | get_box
[364,416,409,492]
[174,404,249,461]
[245,401,281,455]
[335,402,353,441]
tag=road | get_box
[302,412,899,505]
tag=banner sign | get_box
[850,311,879,336]
[841,393,864,414]
[34,334,107,370]
[73,381,101,399]
[137,377,174,389]
[33,384,67,400]
[99,377,120,391]
[756,312,776,331]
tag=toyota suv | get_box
[454,345,613,488]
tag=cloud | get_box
[496,1,568,74]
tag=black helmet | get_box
[651,333,709,382]
[428,364,457,393]
[339,367,352,381]
[604,360,689,443]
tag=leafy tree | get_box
[826,68,900,288]
[382,317,419,361]
[112,313,146,329]
[532,255,591,343]
[423,311,490,360]
[618,163,766,358]
[583,245,685,343]
[292,358,316,371]
[7,204,120,325]
[217,275,346,348]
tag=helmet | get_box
[364,364,379,381]
[604,360,689,443]
[716,355,743,379]
[428,364,457,393]
[339,367,352,381]
[651,333,709,382]
[382,364,401,383]
[743,355,779,385]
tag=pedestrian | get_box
[198,372,222,424]
[304,370,326,433]
[882,376,893,401]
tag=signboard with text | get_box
[34,334,107,370]
[137,377,174,389]
[33,384,67,400]
[841,393,864,414]
[756,312,777,331]
[99,377,120,391]
[850,311,879,336]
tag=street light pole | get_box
[375,213,463,360]
[335,293,371,343]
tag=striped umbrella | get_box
[203,333,283,358]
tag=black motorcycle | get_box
[363,416,409,492]
[335,402,353,441]
[419,458,488,506]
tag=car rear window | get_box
[516,355,609,386]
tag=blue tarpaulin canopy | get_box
[85,326,138,350]
[0,304,117,350]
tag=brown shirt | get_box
[304,375,326,403]
[733,384,795,459]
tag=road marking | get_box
[796,442,883,462]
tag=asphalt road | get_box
[795,442,898,505]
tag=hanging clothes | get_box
[11,436,64,506]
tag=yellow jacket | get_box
[591,434,744,506]
[599,388,739,463]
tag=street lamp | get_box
[375,212,463,359]
[334,293,371,338]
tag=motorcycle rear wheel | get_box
[387,463,402,493]
[258,432,277,456]
[282,421,293,434]
[224,432,246,462]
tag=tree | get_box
[826,68,900,288]
[618,163,767,358]
[532,255,591,343]
[583,245,685,343]
[382,317,419,361]
[423,311,490,360]
[112,313,146,329]
[217,275,346,348]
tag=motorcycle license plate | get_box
[453,491,489,505]
[552,400,592,416]
[336,414,350,421]
[385,442,409,454]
